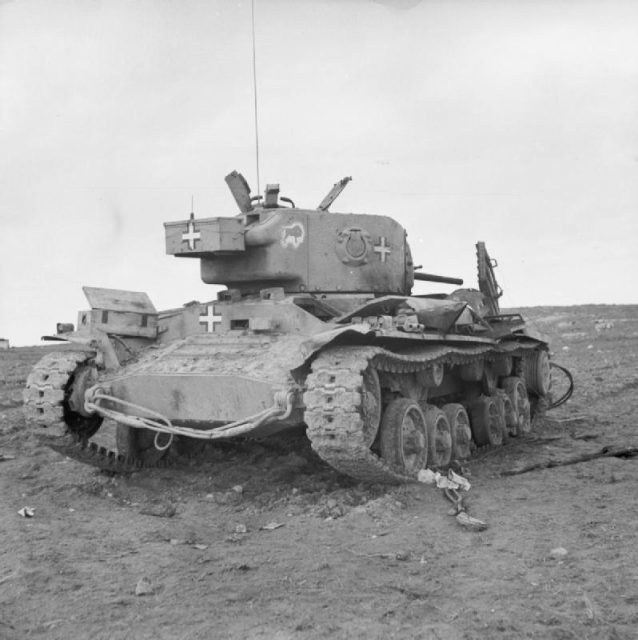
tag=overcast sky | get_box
[1,0,637,345]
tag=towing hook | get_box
[83,385,106,414]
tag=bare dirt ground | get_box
[1,304,638,640]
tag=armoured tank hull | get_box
[23,172,567,483]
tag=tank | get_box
[23,172,569,483]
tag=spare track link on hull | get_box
[304,344,498,484]
[24,351,91,436]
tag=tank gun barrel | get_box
[414,272,464,286]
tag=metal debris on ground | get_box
[17,507,35,518]
[417,468,471,491]
[419,468,488,531]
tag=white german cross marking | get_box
[182,220,201,250]
[374,236,391,262]
[199,304,222,333]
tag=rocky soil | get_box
[1,304,637,639]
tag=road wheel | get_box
[424,406,452,468]
[482,362,497,395]
[495,389,517,438]
[469,396,503,446]
[379,399,428,475]
[524,350,551,396]
[443,403,473,460]
[361,366,382,447]
[502,377,531,435]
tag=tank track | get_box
[24,350,161,473]
[23,351,92,436]
[304,344,505,484]
[46,433,168,473]
[24,343,544,479]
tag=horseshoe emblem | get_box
[335,227,373,266]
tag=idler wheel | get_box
[502,377,531,435]
[64,364,103,438]
[524,350,551,396]
[443,403,473,460]
[424,406,452,468]
[361,366,382,447]
[469,395,503,446]
[379,399,428,475]
[116,425,170,465]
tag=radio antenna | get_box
[251,0,261,196]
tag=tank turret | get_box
[164,172,461,297]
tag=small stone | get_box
[550,547,568,559]
[234,524,248,534]
[135,577,155,596]
[232,485,243,494]
[326,498,338,509]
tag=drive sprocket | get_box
[23,350,103,439]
